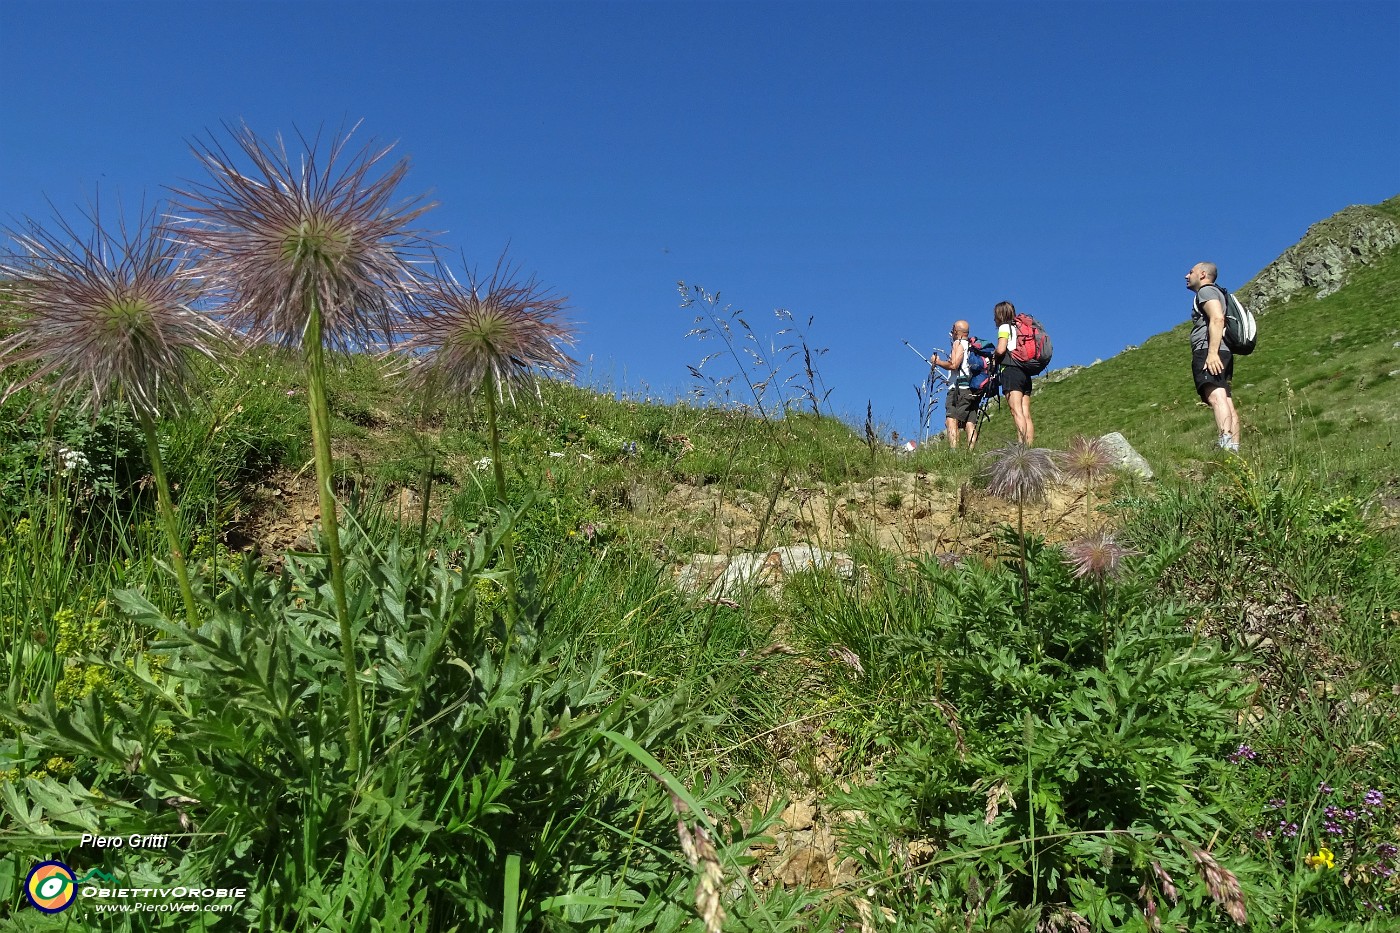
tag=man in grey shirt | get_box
[1185,262,1240,452]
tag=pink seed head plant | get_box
[171,121,438,774]
[400,256,575,609]
[400,256,575,404]
[1,206,219,419]
[1,204,224,627]
[1062,530,1137,582]
[1055,434,1117,520]
[983,443,1058,630]
[171,121,435,351]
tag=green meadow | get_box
[2,162,1397,931]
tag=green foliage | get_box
[1,509,820,929]
[785,536,1259,929]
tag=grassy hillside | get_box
[2,199,1397,931]
[978,197,1400,493]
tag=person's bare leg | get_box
[1205,387,1237,448]
[945,416,959,449]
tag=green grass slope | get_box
[978,196,1400,492]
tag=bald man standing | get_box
[1186,262,1241,452]
[931,319,979,450]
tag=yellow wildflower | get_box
[1304,846,1335,870]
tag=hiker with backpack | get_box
[1185,262,1251,453]
[993,301,1052,445]
[930,319,982,449]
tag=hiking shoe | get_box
[1217,433,1240,453]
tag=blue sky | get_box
[3,1,1397,440]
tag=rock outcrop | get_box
[1241,198,1400,310]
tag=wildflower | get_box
[173,122,434,774]
[1364,789,1384,808]
[1,205,222,627]
[172,121,434,351]
[1062,530,1137,581]
[1266,798,1286,810]
[1055,434,1115,485]
[1226,743,1257,764]
[1323,820,1343,836]
[399,256,575,403]
[935,551,965,569]
[982,443,1057,504]
[1,205,221,419]
[1305,846,1336,870]
[1319,781,1334,794]
[56,446,90,474]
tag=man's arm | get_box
[1203,296,1226,374]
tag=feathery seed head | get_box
[400,256,576,401]
[0,206,220,419]
[1056,434,1116,485]
[1062,530,1137,581]
[171,121,435,352]
[983,443,1057,504]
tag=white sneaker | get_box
[1217,433,1239,453]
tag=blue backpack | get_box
[964,337,999,394]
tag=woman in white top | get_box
[994,301,1034,445]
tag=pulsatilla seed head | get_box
[399,255,576,402]
[983,443,1057,504]
[0,204,221,419]
[171,120,436,352]
[1062,530,1137,580]
[1056,434,1116,485]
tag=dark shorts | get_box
[1191,346,1234,399]
[1000,364,1032,396]
[945,386,978,423]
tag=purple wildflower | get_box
[1319,781,1333,795]
[1054,434,1116,486]
[1227,744,1257,764]
[1364,789,1384,808]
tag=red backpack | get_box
[1009,313,1053,375]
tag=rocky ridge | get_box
[1240,196,1400,310]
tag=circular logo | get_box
[25,860,78,913]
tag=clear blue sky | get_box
[3,1,1397,440]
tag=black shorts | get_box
[1000,364,1032,396]
[1191,346,1234,399]
[945,386,978,423]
